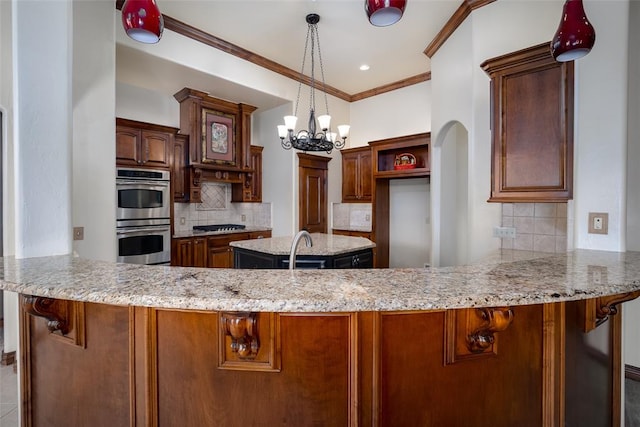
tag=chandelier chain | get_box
[314,24,330,117]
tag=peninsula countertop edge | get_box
[2,249,640,312]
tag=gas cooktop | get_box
[193,224,246,232]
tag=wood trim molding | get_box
[0,350,16,366]
[626,364,640,382]
[542,303,565,426]
[580,290,640,333]
[115,4,430,101]
[424,0,496,58]
[297,152,331,170]
[350,72,431,101]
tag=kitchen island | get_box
[231,233,376,269]
[3,250,640,426]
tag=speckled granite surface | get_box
[173,226,271,239]
[230,233,376,256]
[1,250,639,312]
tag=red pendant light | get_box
[365,0,407,27]
[550,0,596,62]
[121,0,164,44]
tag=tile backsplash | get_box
[332,203,372,232]
[501,203,567,253]
[174,182,271,232]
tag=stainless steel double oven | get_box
[116,167,171,265]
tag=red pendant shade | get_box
[550,0,596,62]
[121,0,164,44]
[365,0,407,27]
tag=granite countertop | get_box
[173,226,271,239]
[1,250,640,313]
[230,233,376,256]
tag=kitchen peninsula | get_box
[4,250,640,426]
[231,233,375,269]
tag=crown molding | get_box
[424,0,496,58]
[116,2,484,102]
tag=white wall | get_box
[625,0,640,369]
[349,81,432,267]
[349,81,431,147]
[116,82,180,128]
[72,0,116,262]
[389,178,430,267]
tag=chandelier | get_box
[277,14,350,153]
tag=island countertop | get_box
[2,249,640,312]
[229,232,376,256]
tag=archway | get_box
[434,120,469,267]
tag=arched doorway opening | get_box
[435,121,469,267]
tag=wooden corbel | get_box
[220,312,259,359]
[445,306,514,364]
[466,307,514,353]
[22,295,70,335]
[581,290,640,332]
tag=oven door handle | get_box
[116,180,169,187]
[117,226,170,235]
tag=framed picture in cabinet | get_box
[201,108,235,165]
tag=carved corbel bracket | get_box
[220,312,259,359]
[22,295,70,335]
[445,306,514,365]
[192,167,202,186]
[466,307,514,353]
[580,290,640,332]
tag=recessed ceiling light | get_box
[360,64,370,71]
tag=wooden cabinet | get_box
[172,237,207,267]
[232,145,263,203]
[332,229,373,241]
[370,132,430,178]
[116,118,176,169]
[341,146,372,202]
[368,132,430,268]
[233,247,374,269]
[481,42,574,202]
[172,231,272,268]
[172,134,189,202]
[207,236,235,268]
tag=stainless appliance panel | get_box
[116,167,170,221]
[117,223,171,265]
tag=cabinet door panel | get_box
[142,131,170,168]
[116,127,140,166]
[342,154,360,202]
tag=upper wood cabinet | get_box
[173,87,256,170]
[172,134,189,203]
[481,42,574,202]
[116,118,176,169]
[341,146,372,203]
[369,133,430,178]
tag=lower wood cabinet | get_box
[172,231,272,268]
[332,229,373,240]
[233,248,374,269]
[21,298,626,426]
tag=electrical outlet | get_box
[241,214,246,222]
[180,217,186,225]
[493,226,516,238]
[365,214,371,222]
[73,227,84,241]
[588,212,608,235]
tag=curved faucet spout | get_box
[289,230,313,270]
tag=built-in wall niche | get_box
[369,132,431,267]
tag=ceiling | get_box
[117,0,463,107]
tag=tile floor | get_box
[0,327,18,427]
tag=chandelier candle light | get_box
[278,14,349,153]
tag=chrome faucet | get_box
[289,230,313,270]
